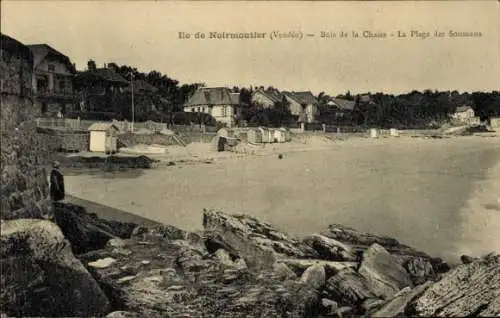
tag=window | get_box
[58,79,65,91]
[191,108,195,112]
[48,64,55,72]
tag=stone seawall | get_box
[118,132,215,147]
[36,128,90,152]
[1,34,52,220]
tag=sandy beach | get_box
[64,135,500,263]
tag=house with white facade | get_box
[183,87,241,127]
[451,105,475,123]
[282,91,319,123]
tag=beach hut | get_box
[247,128,263,144]
[369,128,380,138]
[259,127,273,143]
[273,128,287,143]
[88,123,119,153]
[390,128,399,137]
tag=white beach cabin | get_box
[88,123,119,153]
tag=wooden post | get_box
[300,122,305,133]
[322,124,326,133]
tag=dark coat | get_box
[50,168,65,202]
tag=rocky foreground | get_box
[1,204,499,317]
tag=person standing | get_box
[50,161,65,202]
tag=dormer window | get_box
[48,64,55,72]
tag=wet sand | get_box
[65,135,500,263]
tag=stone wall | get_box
[118,132,215,147]
[1,34,52,220]
[36,128,90,152]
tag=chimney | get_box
[87,60,96,72]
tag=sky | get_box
[2,1,499,95]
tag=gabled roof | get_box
[185,87,238,106]
[88,122,119,131]
[283,91,317,105]
[331,98,356,111]
[253,89,283,103]
[27,43,75,72]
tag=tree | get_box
[471,92,496,122]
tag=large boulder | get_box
[53,202,137,254]
[300,263,326,290]
[403,256,438,285]
[321,224,447,283]
[407,253,500,316]
[371,282,432,317]
[324,267,377,307]
[202,210,318,270]
[321,224,414,253]
[0,219,110,317]
[282,258,357,278]
[302,234,356,261]
[79,233,320,317]
[358,243,413,299]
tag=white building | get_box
[451,106,475,122]
[183,87,241,127]
[88,122,119,153]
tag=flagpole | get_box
[130,72,135,132]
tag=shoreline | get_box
[64,135,500,264]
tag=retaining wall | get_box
[118,132,215,147]
[1,34,52,220]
